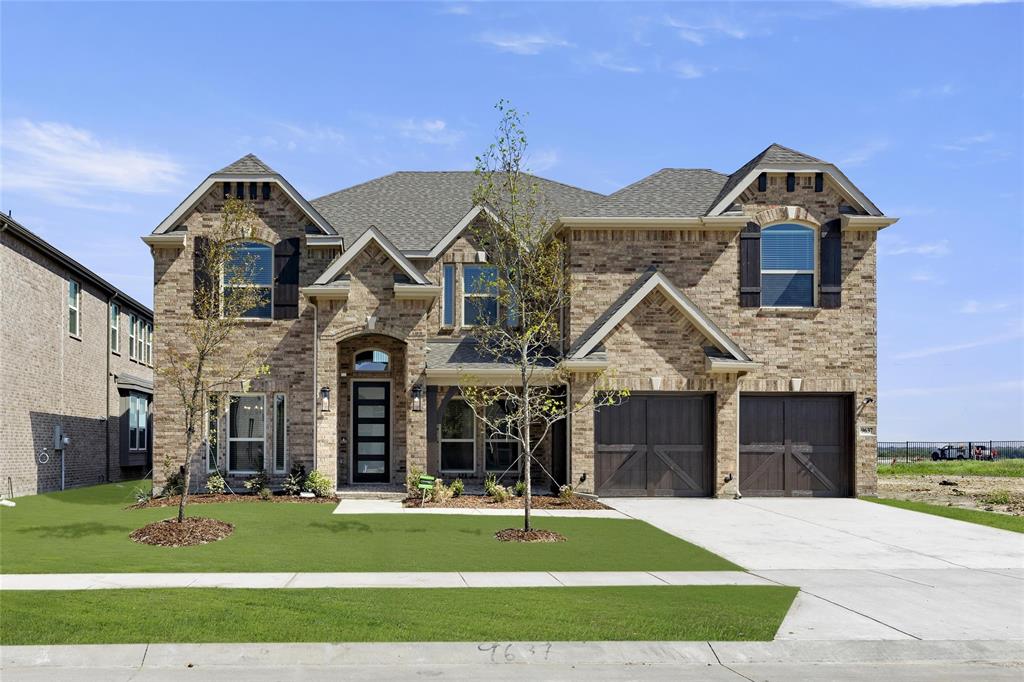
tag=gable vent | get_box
[786,173,796,192]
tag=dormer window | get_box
[760,224,815,308]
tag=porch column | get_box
[315,332,338,487]
[569,374,597,494]
[714,376,740,498]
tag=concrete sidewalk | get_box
[0,570,772,590]
[332,498,628,517]
[3,640,1021,681]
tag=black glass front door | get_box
[352,382,390,483]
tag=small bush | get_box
[483,474,498,496]
[159,472,184,498]
[134,487,152,504]
[205,472,226,494]
[243,471,269,494]
[305,470,333,498]
[406,467,424,497]
[450,478,464,497]
[282,464,307,496]
[430,479,453,504]
[258,487,273,501]
[558,484,575,503]
[489,483,510,503]
[513,480,526,497]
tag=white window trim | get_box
[110,303,120,354]
[485,403,520,473]
[146,323,153,365]
[461,264,500,329]
[353,348,391,373]
[222,241,274,321]
[68,280,81,337]
[227,393,267,475]
[273,393,287,474]
[206,394,220,473]
[759,222,819,309]
[440,397,476,475]
[128,315,137,360]
[128,393,148,452]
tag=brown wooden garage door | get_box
[740,395,852,497]
[595,393,713,497]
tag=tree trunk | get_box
[177,424,193,523]
[523,402,532,532]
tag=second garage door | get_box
[595,393,713,497]
[740,395,852,497]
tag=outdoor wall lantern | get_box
[320,387,331,413]
[411,384,423,412]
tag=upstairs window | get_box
[68,280,81,336]
[760,224,815,308]
[354,350,390,372]
[109,303,120,353]
[145,323,153,364]
[128,315,137,359]
[463,265,499,326]
[223,242,273,319]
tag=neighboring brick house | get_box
[1,214,154,497]
[145,146,896,498]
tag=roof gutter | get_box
[556,215,748,230]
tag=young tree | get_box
[160,198,270,523]
[460,101,626,533]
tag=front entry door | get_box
[352,381,390,483]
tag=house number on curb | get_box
[477,642,553,662]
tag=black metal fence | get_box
[877,441,1024,464]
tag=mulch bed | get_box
[495,528,566,543]
[403,494,608,510]
[129,517,234,547]
[131,493,337,510]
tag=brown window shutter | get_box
[820,219,842,308]
[425,386,439,446]
[273,237,301,319]
[192,236,218,318]
[739,222,761,307]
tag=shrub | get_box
[558,484,575,503]
[133,487,152,504]
[258,487,273,501]
[305,470,333,498]
[430,479,453,504]
[243,471,269,494]
[283,464,307,496]
[406,467,424,497]
[483,474,498,496]
[450,478,465,497]
[513,480,526,497]
[489,483,510,503]
[160,471,184,498]
[205,472,226,494]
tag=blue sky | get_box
[2,1,1021,439]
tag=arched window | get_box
[223,241,273,318]
[760,224,815,308]
[354,349,390,372]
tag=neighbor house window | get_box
[760,223,815,308]
[228,394,265,473]
[354,349,390,372]
[440,399,475,473]
[128,393,149,452]
[463,264,499,326]
[273,393,287,473]
[223,242,272,319]
[441,264,455,327]
[68,280,81,336]
[109,303,120,353]
[145,323,153,365]
[206,394,219,472]
[485,401,519,473]
[128,315,137,359]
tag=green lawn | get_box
[863,497,1024,533]
[877,459,1024,478]
[0,586,797,644]
[0,480,739,573]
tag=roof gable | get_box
[216,153,277,175]
[314,225,430,286]
[569,268,750,363]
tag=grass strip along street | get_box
[864,497,1023,533]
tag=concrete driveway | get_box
[607,498,1024,641]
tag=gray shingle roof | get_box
[426,337,559,370]
[579,169,729,218]
[216,154,277,176]
[311,171,603,251]
[709,143,825,213]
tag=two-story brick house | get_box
[1,214,154,497]
[145,145,895,498]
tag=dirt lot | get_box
[878,474,1024,516]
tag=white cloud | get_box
[528,149,560,173]
[937,132,995,152]
[853,0,1011,7]
[902,83,957,99]
[1,119,183,206]
[671,61,704,79]
[589,52,643,74]
[892,326,1024,360]
[908,270,939,283]
[958,300,1012,314]
[395,118,464,145]
[879,237,950,256]
[664,16,752,45]
[439,4,471,15]
[837,139,890,166]
[241,123,346,152]
[881,379,1024,398]
[475,32,573,55]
